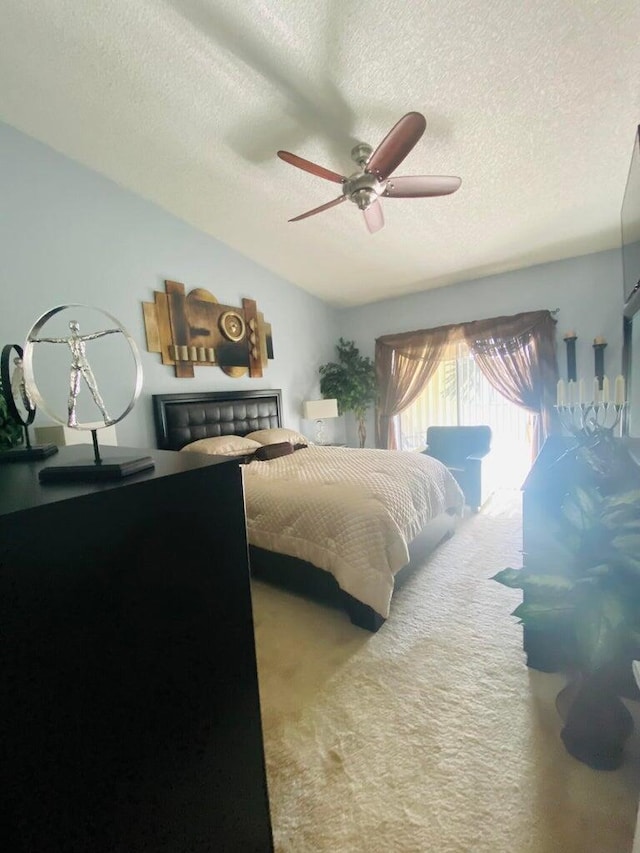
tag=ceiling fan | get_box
[277,111,461,234]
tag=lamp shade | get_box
[302,399,339,420]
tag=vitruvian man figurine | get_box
[32,320,121,426]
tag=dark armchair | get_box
[423,425,492,511]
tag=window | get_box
[398,341,532,489]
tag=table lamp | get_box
[302,398,338,444]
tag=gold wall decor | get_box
[142,281,274,378]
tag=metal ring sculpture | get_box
[1,343,36,428]
[23,304,143,432]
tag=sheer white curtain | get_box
[398,341,533,489]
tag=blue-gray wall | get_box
[0,121,339,447]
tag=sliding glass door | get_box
[398,342,532,490]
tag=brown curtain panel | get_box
[462,310,560,455]
[375,325,453,448]
[375,309,560,453]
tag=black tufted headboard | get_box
[152,389,283,451]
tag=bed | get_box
[153,389,464,631]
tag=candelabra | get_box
[554,399,631,485]
[555,400,626,443]
[556,375,626,443]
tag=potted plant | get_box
[492,439,640,770]
[319,338,377,448]
[0,375,23,450]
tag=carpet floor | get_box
[251,492,640,852]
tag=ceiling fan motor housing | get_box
[344,171,384,210]
[350,142,373,167]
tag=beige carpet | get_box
[251,492,640,853]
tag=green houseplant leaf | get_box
[493,470,640,677]
[0,376,23,450]
[611,533,640,554]
[511,599,574,625]
[319,338,377,448]
[574,589,627,671]
[492,567,575,593]
[562,486,601,532]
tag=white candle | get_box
[567,380,578,406]
[602,375,610,403]
[614,375,626,405]
[593,377,600,404]
[578,379,585,405]
[556,379,565,407]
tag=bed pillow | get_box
[253,441,295,461]
[181,435,262,457]
[245,427,309,448]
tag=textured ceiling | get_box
[1,0,639,307]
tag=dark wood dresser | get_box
[0,446,273,852]
[521,435,576,671]
[521,435,640,672]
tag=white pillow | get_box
[245,427,309,448]
[181,435,261,456]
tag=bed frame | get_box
[152,389,457,632]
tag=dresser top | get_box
[0,445,234,517]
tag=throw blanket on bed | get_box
[243,446,464,618]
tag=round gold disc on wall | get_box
[218,310,246,342]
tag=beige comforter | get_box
[243,445,464,618]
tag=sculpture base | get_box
[0,444,58,463]
[39,455,155,483]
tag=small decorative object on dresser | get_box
[0,367,22,450]
[0,343,58,462]
[23,304,152,482]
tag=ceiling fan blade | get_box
[288,195,346,222]
[384,175,462,198]
[365,112,427,182]
[277,150,346,184]
[363,199,384,233]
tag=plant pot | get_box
[523,625,573,673]
[603,645,640,702]
[357,419,366,449]
[556,674,634,771]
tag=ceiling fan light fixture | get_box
[343,171,384,210]
[352,187,377,210]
